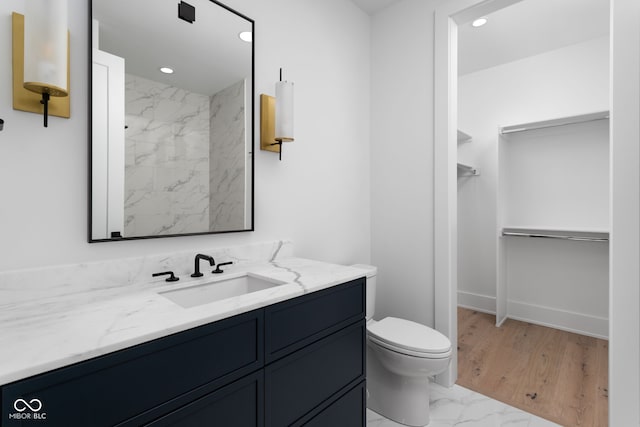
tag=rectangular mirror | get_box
[89,0,254,242]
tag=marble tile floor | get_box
[366,383,561,427]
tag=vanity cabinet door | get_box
[264,321,365,427]
[1,310,263,427]
[300,381,366,427]
[264,277,365,363]
[144,371,263,427]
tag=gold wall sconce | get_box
[261,68,294,160]
[12,0,70,128]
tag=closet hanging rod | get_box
[501,231,609,242]
[457,162,479,176]
[499,111,609,135]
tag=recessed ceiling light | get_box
[239,31,252,42]
[159,67,174,74]
[472,17,488,28]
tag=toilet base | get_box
[366,349,431,426]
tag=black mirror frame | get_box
[88,0,255,243]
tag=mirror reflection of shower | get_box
[90,0,254,241]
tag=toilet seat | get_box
[367,317,452,359]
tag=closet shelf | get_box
[457,162,479,176]
[501,226,609,242]
[457,130,472,142]
[499,111,609,135]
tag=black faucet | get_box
[152,271,179,282]
[212,261,233,274]
[192,254,215,277]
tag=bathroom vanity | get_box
[0,250,367,426]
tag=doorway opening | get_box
[435,0,610,425]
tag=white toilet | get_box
[353,265,452,427]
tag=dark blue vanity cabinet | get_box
[264,280,366,427]
[1,278,366,426]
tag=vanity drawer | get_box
[264,277,365,362]
[144,371,264,427]
[1,310,263,427]
[300,381,366,427]
[264,321,365,427]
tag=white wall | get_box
[502,122,609,229]
[609,0,640,423]
[457,37,609,302]
[0,0,371,272]
[370,0,446,327]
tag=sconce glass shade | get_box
[275,81,294,142]
[23,0,68,97]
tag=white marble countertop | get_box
[0,258,368,386]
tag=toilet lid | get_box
[367,317,451,355]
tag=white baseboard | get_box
[507,300,608,340]
[457,291,609,339]
[457,291,496,315]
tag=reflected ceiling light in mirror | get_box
[239,31,252,42]
[159,67,174,74]
[472,17,488,27]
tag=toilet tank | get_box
[351,264,377,321]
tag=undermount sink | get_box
[159,274,288,308]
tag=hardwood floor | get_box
[456,307,608,427]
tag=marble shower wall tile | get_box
[0,241,294,308]
[124,74,211,237]
[209,80,247,231]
